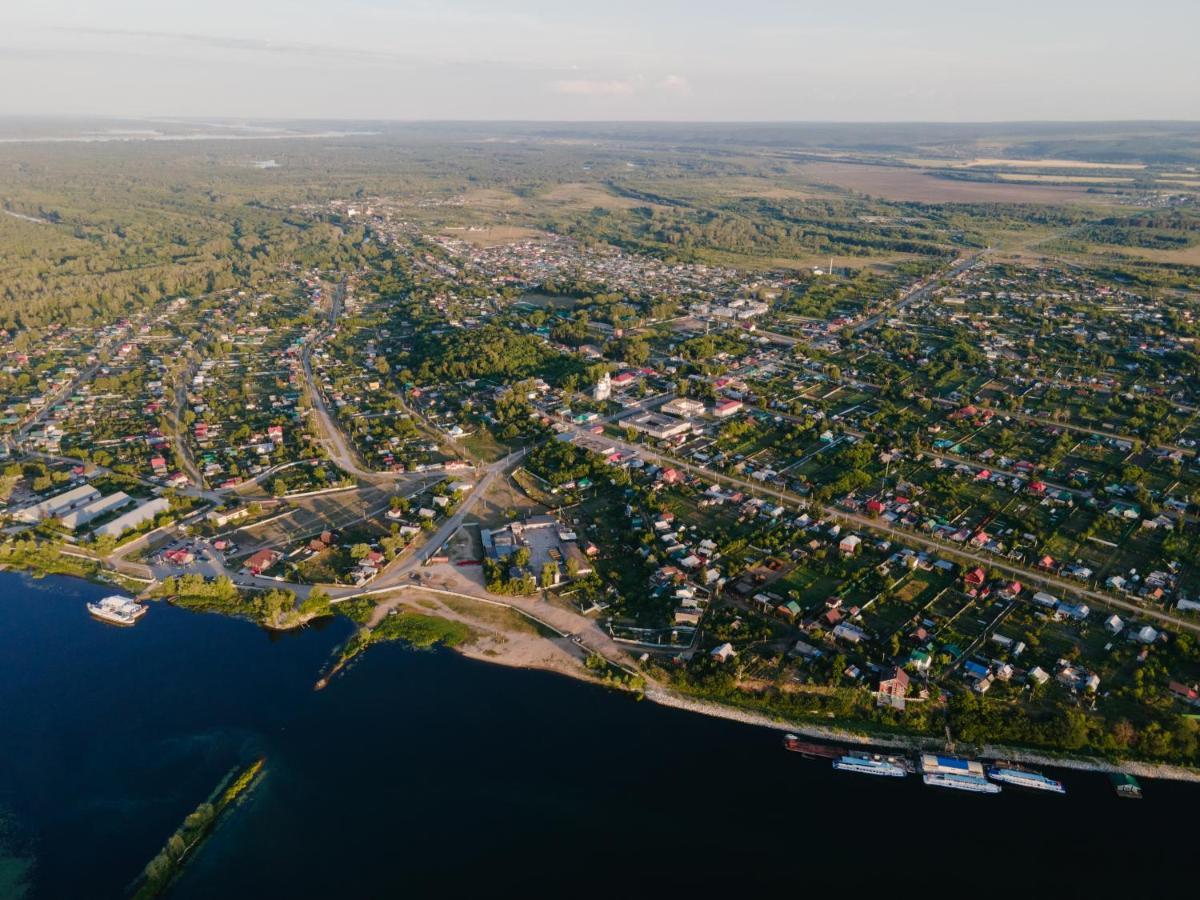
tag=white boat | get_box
[832,753,908,778]
[87,595,147,626]
[919,753,987,777]
[923,772,1002,794]
[918,754,999,793]
[987,766,1065,794]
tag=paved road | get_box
[167,358,207,490]
[852,250,986,335]
[299,279,452,484]
[300,279,374,479]
[563,424,1200,636]
[342,447,529,597]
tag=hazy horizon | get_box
[2,1,1197,122]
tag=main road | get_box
[336,446,529,597]
[852,249,986,334]
[565,422,1200,636]
[300,278,375,479]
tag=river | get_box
[0,570,1192,898]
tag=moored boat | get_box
[918,753,987,778]
[782,734,840,759]
[918,753,999,793]
[832,753,908,778]
[923,772,1002,794]
[987,765,1065,794]
[87,595,147,626]
[1109,773,1143,799]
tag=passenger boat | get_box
[832,753,908,778]
[987,765,1065,794]
[923,772,1002,794]
[87,595,147,626]
[782,734,839,759]
[918,753,1000,794]
[1109,773,1143,799]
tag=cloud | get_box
[550,74,689,99]
[657,74,690,94]
[550,78,639,96]
[46,25,548,73]
[53,26,307,55]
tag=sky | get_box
[1,0,1197,121]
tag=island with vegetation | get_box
[130,758,266,899]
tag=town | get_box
[3,138,1199,773]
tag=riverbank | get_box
[8,567,1197,898]
[347,592,1200,783]
[13,564,1200,783]
[317,588,605,690]
[644,688,1200,784]
[0,550,146,595]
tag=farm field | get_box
[793,161,1126,205]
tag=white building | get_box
[838,534,862,555]
[13,484,101,524]
[711,642,736,662]
[627,412,691,440]
[60,492,133,531]
[93,497,170,539]
[661,397,706,418]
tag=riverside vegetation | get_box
[130,757,266,900]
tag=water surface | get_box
[0,571,1192,898]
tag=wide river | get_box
[0,571,1193,897]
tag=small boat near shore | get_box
[1109,773,1143,799]
[832,753,909,778]
[87,595,147,626]
[987,765,1065,794]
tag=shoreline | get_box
[10,565,1200,784]
[643,688,1200,784]
[417,601,1200,784]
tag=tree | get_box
[350,543,371,560]
[617,337,650,366]
[271,478,287,498]
[167,833,187,861]
[828,654,848,686]
[299,588,332,617]
[540,562,558,589]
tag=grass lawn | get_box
[462,424,512,464]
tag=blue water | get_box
[0,570,1194,898]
